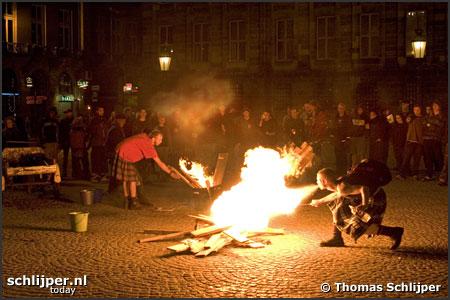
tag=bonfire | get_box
[140,142,316,257]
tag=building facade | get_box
[141,2,447,118]
[3,2,447,123]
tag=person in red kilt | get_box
[112,129,179,209]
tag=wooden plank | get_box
[191,225,231,238]
[187,214,215,224]
[187,239,206,254]
[239,241,266,248]
[195,235,233,257]
[168,166,197,188]
[223,229,249,243]
[143,229,179,235]
[212,152,228,187]
[204,233,222,248]
[167,243,190,252]
[138,231,191,243]
[247,228,285,237]
[179,168,204,189]
[6,165,58,176]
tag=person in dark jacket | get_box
[391,113,408,172]
[132,108,152,135]
[397,104,424,180]
[2,117,25,147]
[105,113,127,178]
[350,105,369,167]
[282,107,304,146]
[41,107,59,162]
[332,103,353,175]
[88,106,108,182]
[70,116,90,180]
[422,101,446,181]
[368,110,388,164]
[258,110,277,147]
[58,109,74,178]
[123,107,134,137]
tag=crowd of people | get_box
[2,99,448,186]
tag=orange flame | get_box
[179,158,213,188]
[210,147,317,231]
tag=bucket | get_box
[69,212,89,232]
[93,189,104,203]
[80,189,95,206]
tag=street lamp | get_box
[159,49,173,71]
[412,30,426,59]
[411,29,427,107]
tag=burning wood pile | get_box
[141,143,317,257]
[139,214,285,257]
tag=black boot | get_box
[320,226,345,247]
[377,225,404,250]
[129,197,142,210]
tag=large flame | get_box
[179,158,214,188]
[210,147,317,231]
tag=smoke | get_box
[151,74,234,135]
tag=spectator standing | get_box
[331,103,352,175]
[88,106,108,182]
[368,110,388,164]
[283,107,304,146]
[105,113,127,178]
[258,110,277,147]
[58,109,74,178]
[397,104,424,179]
[350,105,369,167]
[70,116,90,180]
[391,113,408,172]
[41,107,59,162]
[132,108,151,135]
[422,101,446,181]
[123,107,134,137]
[236,108,258,151]
[2,117,25,147]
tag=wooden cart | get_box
[2,146,61,197]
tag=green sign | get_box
[60,95,75,102]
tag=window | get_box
[58,9,72,49]
[193,23,210,62]
[276,19,294,61]
[59,73,73,95]
[159,25,173,53]
[273,82,292,115]
[406,11,426,57]
[112,19,121,54]
[360,13,380,58]
[2,2,16,44]
[229,20,246,62]
[316,16,336,60]
[128,22,138,55]
[31,5,45,46]
[95,16,107,54]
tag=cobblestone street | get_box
[2,178,448,298]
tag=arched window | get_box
[59,72,72,95]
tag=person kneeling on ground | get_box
[310,160,404,250]
[112,129,180,209]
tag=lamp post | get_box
[411,29,427,107]
[159,49,173,93]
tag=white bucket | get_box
[69,212,89,232]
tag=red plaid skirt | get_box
[113,155,142,185]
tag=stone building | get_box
[3,2,447,124]
[140,2,447,118]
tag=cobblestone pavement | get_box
[2,178,448,298]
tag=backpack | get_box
[344,159,392,189]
